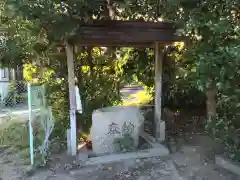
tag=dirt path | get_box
[1,88,238,180]
[171,134,239,180]
[0,148,30,180]
[0,152,180,180]
[120,86,144,101]
[1,135,239,180]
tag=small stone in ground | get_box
[136,159,141,163]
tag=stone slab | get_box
[140,131,167,149]
[159,120,166,142]
[91,106,144,155]
[215,155,240,176]
[77,143,89,161]
[70,156,181,180]
[66,129,71,155]
[81,147,169,166]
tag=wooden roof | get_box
[68,20,179,47]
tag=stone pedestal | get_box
[67,129,72,155]
[91,106,144,155]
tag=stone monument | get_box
[91,106,144,155]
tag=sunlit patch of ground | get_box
[120,86,152,107]
[122,91,152,106]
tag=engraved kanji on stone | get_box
[107,122,120,135]
[122,122,135,134]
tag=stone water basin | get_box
[91,106,144,155]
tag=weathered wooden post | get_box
[206,86,217,120]
[65,41,77,156]
[154,42,165,142]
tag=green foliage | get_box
[205,88,240,161]
[3,91,14,107]
[0,1,37,68]
[2,0,240,163]
[0,114,60,167]
[160,0,240,161]
[122,48,155,88]
[206,114,240,161]
[113,134,135,152]
[0,120,29,151]
[0,118,37,166]
[74,47,124,131]
[3,81,27,107]
[121,45,205,109]
[47,80,70,139]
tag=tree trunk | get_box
[106,0,116,19]
[87,47,94,74]
[206,87,217,119]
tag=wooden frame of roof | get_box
[68,20,179,47]
[66,19,179,156]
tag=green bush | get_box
[205,91,240,162]
[113,134,135,152]
[0,120,29,151]
[3,81,27,107]
[3,90,15,107]
[206,115,240,162]
[15,94,26,104]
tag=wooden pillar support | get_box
[65,42,77,156]
[154,42,165,142]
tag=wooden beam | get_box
[77,20,176,29]
[67,41,156,48]
[67,20,180,47]
[71,28,177,46]
[154,42,165,142]
[65,42,77,156]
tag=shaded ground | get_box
[0,135,238,180]
[0,151,180,180]
[171,134,238,180]
[0,85,239,180]
[143,106,239,180]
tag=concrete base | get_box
[80,147,169,166]
[140,131,166,149]
[158,120,165,142]
[77,143,89,161]
[215,155,240,176]
[67,129,71,155]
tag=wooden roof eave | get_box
[67,20,180,47]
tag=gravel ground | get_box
[1,135,239,180]
[0,152,180,180]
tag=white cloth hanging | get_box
[75,85,82,113]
